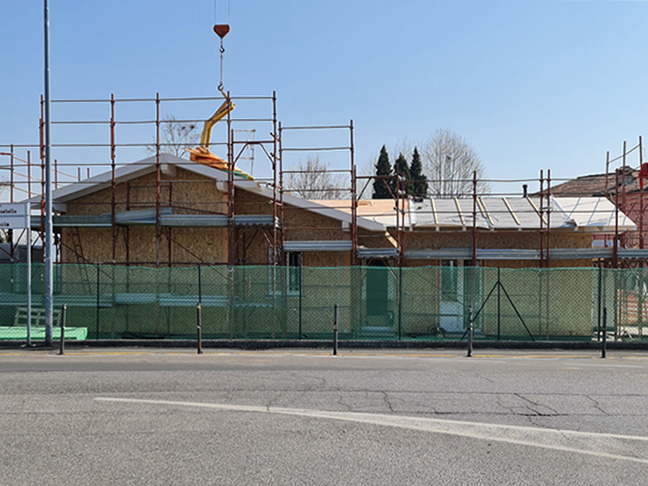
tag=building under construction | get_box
[0,94,640,270]
[2,92,648,341]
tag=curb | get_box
[2,339,648,351]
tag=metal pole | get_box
[110,93,117,262]
[198,264,202,304]
[95,264,100,339]
[472,170,477,266]
[58,304,66,355]
[197,303,203,354]
[467,305,473,358]
[298,266,303,339]
[497,267,501,341]
[597,266,602,341]
[155,93,161,268]
[43,0,54,345]
[398,257,403,341]
[614,169,619,268]
[26,205,32,347]
[397,175,404,341]
[546,169,551,268]
[602,307,607,359]
[539,170,544,268]
[640,136,644,249]
[350,120,357,266]
[333,304,339,356]
[10,144,14,203]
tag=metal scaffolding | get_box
[2,97,647,271]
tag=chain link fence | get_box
[1,263,647,342]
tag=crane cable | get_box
[214,0,231,94]
[218,39,225,94]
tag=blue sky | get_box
[1,0,648,193]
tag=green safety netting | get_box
[0,263,646,342]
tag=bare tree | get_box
[147,115,199,157]
[421,129,490,197]
[283,157,347,200]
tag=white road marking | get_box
[95,397,648,464]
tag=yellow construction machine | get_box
[185,95,234,170]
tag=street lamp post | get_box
[43,0,53,345]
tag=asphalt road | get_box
[1,348,647,485]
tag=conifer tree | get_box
[393,153,411,198]
[372,145,393,199]
[410,147,428,198]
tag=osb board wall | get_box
[402,229,592,250]
[233,190,275,215]
[66,167,228,216]
[303,252,347,267]
[357,228,395,249]
[232,227,274,265]
[235,233,349,266]
[402,230,593,268]
[63,226,227,265]
[235,191,354,264]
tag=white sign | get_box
[0,203,29,230]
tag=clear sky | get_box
[2,0,648,194]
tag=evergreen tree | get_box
[393,153,411,198]
[410,147,428,198]
[372,145,393,199]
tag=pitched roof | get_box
[314,196,635,233]
[549,167,641,197]
[24,153,384,232]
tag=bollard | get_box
[467,306,473,358]
[58,304,67,356]
[333,304,339,356]
[197,303,203,355]
[601,307,608,359]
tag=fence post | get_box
[333,304,339,356]
[198,264,202,304]
[298,266,303,339]
[398,265,403,341]
[197,303,203,355]
[602,307,607,359]
[497,268,501,341]
[597,266,602,341]
[467,305,473,358]
[95,264,100,340]
[58,304,67,355]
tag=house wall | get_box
[62,168,228,265]
[234,191,353,266]
[402,230,593,268]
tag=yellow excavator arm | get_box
[185,95,236,170]
[199,97,235,148]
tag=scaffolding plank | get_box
[284,240,352,252]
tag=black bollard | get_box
[333,304,339,356]
[467,306,473,358]
[58,304,67,356]
[601,307,607,359]
[197,303,203,355]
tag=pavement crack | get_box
[514,393,560,416]
[586,395,610,416]
[336,395,353,412]
[478,374,496,384]
[382,391,395,413]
